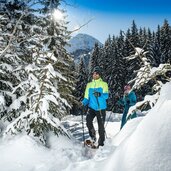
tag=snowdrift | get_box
[105,82,171,171]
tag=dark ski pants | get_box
[120,106,129,130]
[86,108,106,146]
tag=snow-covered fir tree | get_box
[152,25,163,66]
[100,36,112,82]
[0,0,30,120]
[124,22,141,83]
[107,33,126,111]
[0,0,75,145]
[88,42,101,78]
[71,58,88,114]
[130,20,139,47]
[160,19,171,64]
[75,58,88,102]
[127,47,171,116]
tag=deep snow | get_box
[0,82,171,171]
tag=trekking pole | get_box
[95,96,103,120]
[95,95,107,138]
[81,106,85,146]
[105,108,113,129]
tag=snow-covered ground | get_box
[0,82,171,171]
[0,112,121,171]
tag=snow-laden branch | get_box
[127,48,171,90]
[4,109,70,145]
[68,19,94,35]
[128,91,160,116]
[0,11,26,59]
[126,47,171,119]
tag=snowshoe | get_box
[84,139,99,149]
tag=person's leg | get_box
[96,110,106,146]
[120,112,127,129]
[86,108,96,140]
[120,106,129,130]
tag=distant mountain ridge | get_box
[65,33,102,53]
[65,33,102,65]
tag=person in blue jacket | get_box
[82,66,109,147]
[117,85,137,130]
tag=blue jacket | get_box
[82,78,109,111]
[118,91,137,108]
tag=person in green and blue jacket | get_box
[117,85,137,130]
[82,66,109,147]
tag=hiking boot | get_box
[91,137,96,143]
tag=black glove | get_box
[93,92,101,97]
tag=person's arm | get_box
[128,91,137,106]
[82,83,89,106]
[101,82,109,99]
[117,98,124,106]
[94,82,109,99]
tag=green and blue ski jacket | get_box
[82,78,109,111]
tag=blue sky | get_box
[62,0,171,43]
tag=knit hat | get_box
[93,66,102,76]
